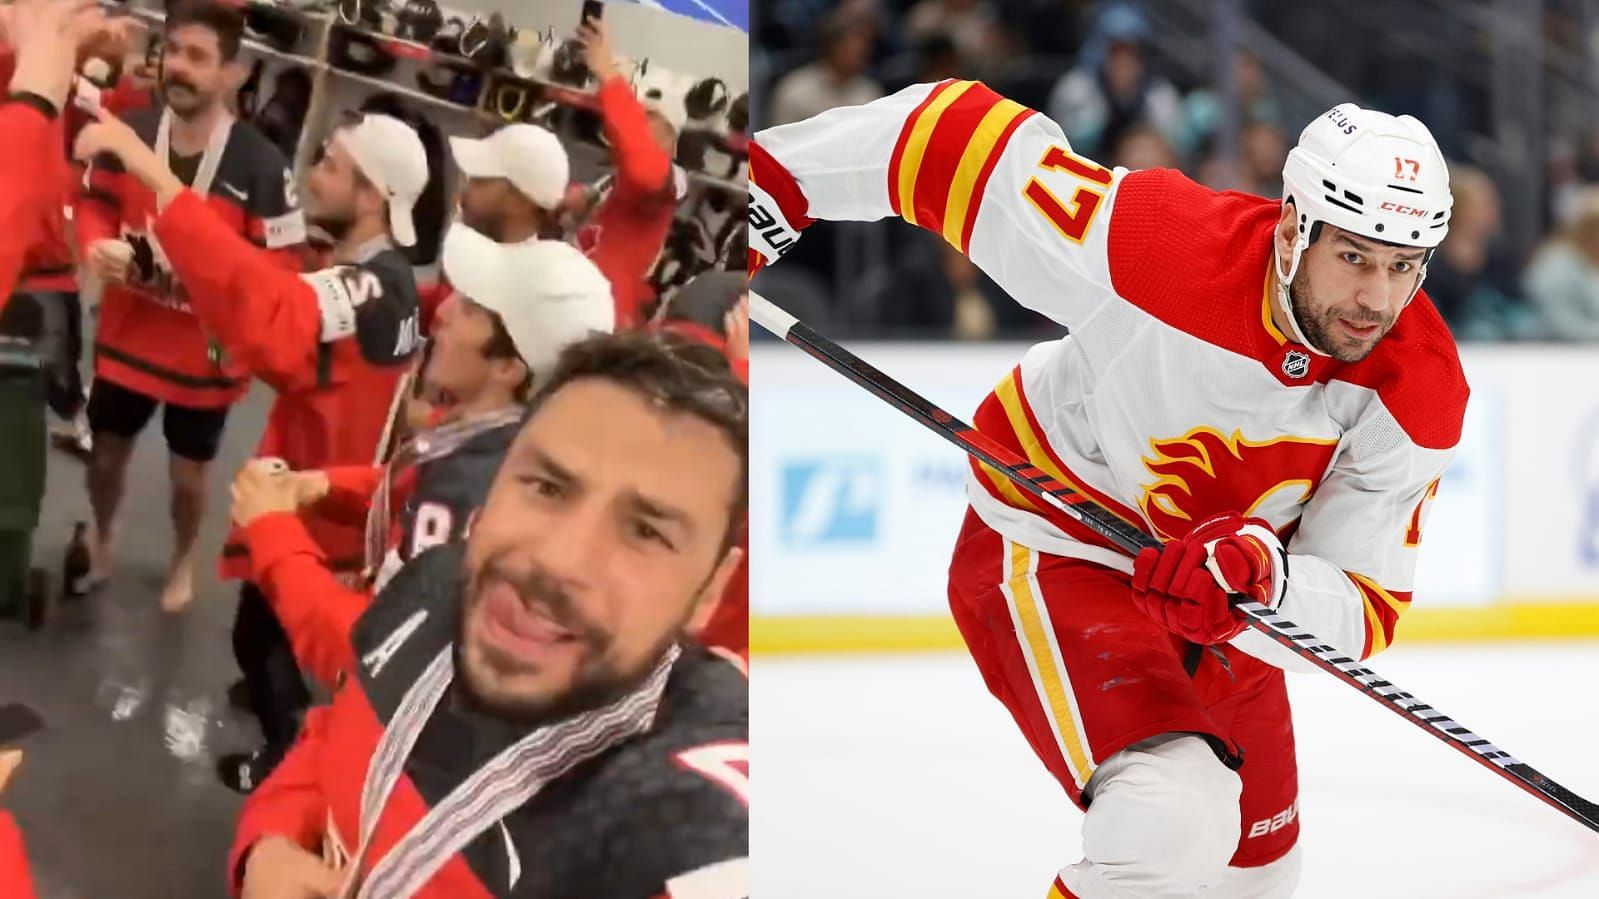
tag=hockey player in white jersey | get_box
[750,84,1467,897]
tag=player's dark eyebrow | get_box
[523,446,579,488]
[1334,231,1426,262]
[625,491,696,538]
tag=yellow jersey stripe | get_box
[894,80,977,228]
[940,98,1030,248]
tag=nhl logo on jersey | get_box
[1281,350,1310,380]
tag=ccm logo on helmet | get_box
[1380,201,1428,218]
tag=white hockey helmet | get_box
[1276,103,1453,353]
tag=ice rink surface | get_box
[753,642,1599,898]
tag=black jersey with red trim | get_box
[230,542,749,899]
[77,107,305,408]
[370,415,521,594]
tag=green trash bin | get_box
[0,343,48,625]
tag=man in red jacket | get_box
[75,1,307,612]
[232,332,747,899]
[0,0,107,306]
[0,1,117,894]
[569,17,683,328]
[75,108,431,791]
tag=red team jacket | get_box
[578,76,677,328]
[0,93,67,315]
[78,107,305,409]
[0,87,54,899]
[151,190,422,577]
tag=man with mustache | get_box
[75,100,435,792]
[751,89,1465,896]
[73,0,306,613]
[229,332,748,899]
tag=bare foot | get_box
[88,520,115,587]
[160,554,196,614]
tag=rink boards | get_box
[751,342,1599,653]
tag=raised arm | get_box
[750,80,1148,330]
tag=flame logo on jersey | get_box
[1139,428,1339,541]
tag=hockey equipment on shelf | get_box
[237,57,265,118]
[429,13,464,53]
[328,24,398,76]
[414,61,481,107]
[549,37,588,86]
[336,0,383,30]
[393,0,441,43]
[490,78,529,123]
[727,91,748,134]
[510,26,550,80]
[746,291,1599,837]
[460,12,510,71]
[253,65,314,157]
[243,1,304,52]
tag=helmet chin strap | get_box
[1272,231,1331,356]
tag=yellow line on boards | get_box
[750,603,1599,656]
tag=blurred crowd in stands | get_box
[752,0,1599,342]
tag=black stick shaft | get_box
[751,291,1599,836]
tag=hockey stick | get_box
[749,290,1599,836]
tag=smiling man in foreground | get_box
[230,331,750,899]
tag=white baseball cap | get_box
[441,222,615,381]
[450,124,571,211]
[337,114,429,247]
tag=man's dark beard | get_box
[454,555,685,728]
[1287,268,1391,363]
[461,205,505,242]
[161,77,207,118]
[309,210,356,243]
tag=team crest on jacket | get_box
[1139,427,1339,541]
[1282,350,1310,379]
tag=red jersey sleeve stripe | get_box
[903,82,1003,236]
[748,140,814,231]
[886,79,964,221]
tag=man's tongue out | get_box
[484,580,577,651]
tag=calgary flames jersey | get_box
[751,80,1469,666]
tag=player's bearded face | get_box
[305,141,362,239]
[458,178,513,241]
[160,26,227,118]
[1291,229,1422,363]
[455,378,741,727]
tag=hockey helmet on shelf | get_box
[394,0,442,43]
[328,24,398,76]
[1276,102,1453,351]
[430,15,465,54]
[460,13,511,70]
[244,2,304,52]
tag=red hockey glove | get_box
[1130,513,1286,645]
